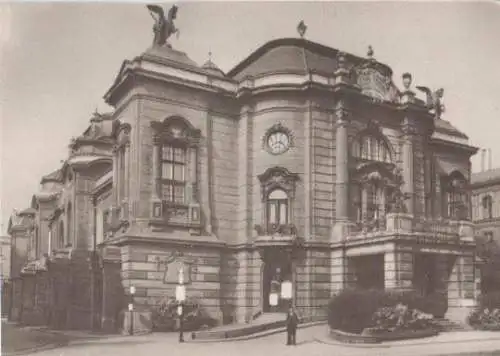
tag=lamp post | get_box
[175,267,186,343]
[129,285,135,336]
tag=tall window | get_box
[66,203,72,247]
[352,132,392,163]
[267,189,289,228]
[482,195,493,220]
[161,144,186,204]
[442,173,468,220]
[58,221,64,249]
[351,183,363,222]
[366,182,381,221]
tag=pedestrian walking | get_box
[285,306,299,345]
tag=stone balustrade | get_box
[348,213,474,243]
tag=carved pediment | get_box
[355,66,399,103]
[258,167,299,201]
[151,116,201,145]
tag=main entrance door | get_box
[262,252,292,313]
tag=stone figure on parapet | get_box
[147,4,179,47]
[416,86,445,120]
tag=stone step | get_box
[433,318,473,332]
[190,314,325,341]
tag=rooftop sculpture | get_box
[147,4,179,47]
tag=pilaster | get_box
[332,100,352,242]
[401,118,416,215]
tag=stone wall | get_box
[120,244,223,320]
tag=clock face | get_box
[267,131,290,154]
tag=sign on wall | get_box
[163,260,192,284]
[281,280,292,300]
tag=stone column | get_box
[332,100,351,241]
[402,119,415,215]
[124,144,130,200]
[112,145,119,204]
[186,146,197,203]
[152,139,160,199]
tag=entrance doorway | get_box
[262,253,292,313]
[413,253,437,296]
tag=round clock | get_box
[267,131,290,155]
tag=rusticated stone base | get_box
[122,310,153,335]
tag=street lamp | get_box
[175,267,186,343]
[129,285,135,336]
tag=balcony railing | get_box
[348,213,474,243]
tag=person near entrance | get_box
[285,306,299,345]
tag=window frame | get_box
[160,144,187,205]
[266,189,289,228]
[482,195,493,220]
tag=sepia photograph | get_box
[1,1,500,355]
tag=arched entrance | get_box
[261,249,293,313]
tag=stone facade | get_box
[7,36,480,331]
[471,167,500,294]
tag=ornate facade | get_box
[7,35,479,331]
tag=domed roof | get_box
[202,58,225,77]
[141,45,199,70]
[227,38,393,80]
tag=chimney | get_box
[481,149,486,172]
[489,148,493,170]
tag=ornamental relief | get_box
[355,67,400,103]
[257,166,300,202]
[151,117,202,146]
[262,122,294,155]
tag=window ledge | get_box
[150,200,202,232]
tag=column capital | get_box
[401,117,418,136]
[335,100,351,125]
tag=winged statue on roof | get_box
[147,4,179,47]
[416,86,445,120]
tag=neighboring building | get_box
[7,31,479,331]
[471,163,500,293]
[0,236,11,281]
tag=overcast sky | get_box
[1,1,500,234]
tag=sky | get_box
[1,1,500,235]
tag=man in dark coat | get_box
[286,307,299,345]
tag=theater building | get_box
[7,33,479,330]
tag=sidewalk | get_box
[1,321,121,356]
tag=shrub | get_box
[468,308,500,330]
[327,289,442,334]
[151,296,218,332]
[371,303,434,333]
[467,292,500,330]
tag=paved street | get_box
[2,321,71,355]
[7,325,500,356]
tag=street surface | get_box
[4,322,500,356]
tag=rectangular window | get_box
[161,144,186,204]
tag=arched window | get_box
[267,189,289,228]
[151,117,201,214]
[352,132,392,163]
[482,195,493,220]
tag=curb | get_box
[187,321,326,343]
[314,332,500,349]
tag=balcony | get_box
[253,224,301,248]
[149,200,202,234]
[348,213,474,244]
